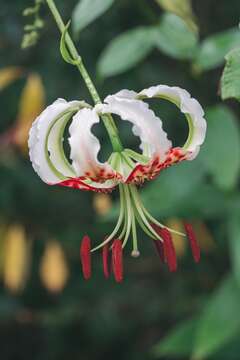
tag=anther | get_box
[159,228,177,272]
[80,235,91,280]
[184,223,200,263]
[153,239,165,263]
[112,239,123,283]
[102,243,110,278]
[151,224,165,263]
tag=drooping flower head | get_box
[29,85,206,282]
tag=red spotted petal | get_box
[126,148,187,185]
[58,177,116,193]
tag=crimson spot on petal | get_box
[80,235,91,280]
[184,223,201,263]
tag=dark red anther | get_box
[184,223,200,263]
[112,239,123,283]
[80,235,91,280]
[151,223,165,263]
[102,243,110,279]
[159,228,177,272]
[154,239,165,262]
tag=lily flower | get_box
[28,85,206,282]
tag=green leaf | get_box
[60,21,81,65]
[140,159,206,218]
[97,27,154,78]
[200,105,240,190]
[155,0,198,34]
[152,318,198,357]
[228,212,240,286]
[73,0,114,34]
[152,13,198,60]
[193,28,240,71]
[192,275,240,359]
[221,47,240,102]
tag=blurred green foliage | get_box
[0,0,240,359]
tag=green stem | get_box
[45,0,123,152]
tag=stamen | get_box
[102,244,110,278]
[129,185,163,241]
[151,223,165,262]
[122,186,132,247]
[80,235,91,280]
[154,240,165,262]
[158,227,177,272]
[112,239,123,283]
[91,185,125,252]
[184,223,200,263]
[131,186,185,237]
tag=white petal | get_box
[96,95,172,162]
[105,89,138,101]
[138,85,207,160]
[28,98,81,184]
[69,108,115,178]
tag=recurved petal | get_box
[58,177,117,193]
[96,95,172,162]
[28,98,82,184]
[138,85,207,160]
[69,108,116,181]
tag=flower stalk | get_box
[45,0,123,152]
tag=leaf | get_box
[97,27,154,78]
[0,67,23,91]
[152,317,198,357]
[93,193,112,216]
[155,0,198,34]
[141,159,206,217]
[73,0,114,34]
[193,28,240,72]
[3,224,31,293]
[192,275,240,359]
[14,73,45,154]
[200,105,240,190]
[221,47,240,102]
[228,212,240,286]
[40,240,69,293]
[60,21,81,65]
[152,13,198,60]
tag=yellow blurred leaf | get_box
[155,0,198,34]
[0,67,23,91]
[3,224,31,293]
[192,220,216,253]
[93,193,112,216]
[166,218,186,258]
[14,73,45,154]
[0,222,7,276]
[40,240,69,293]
